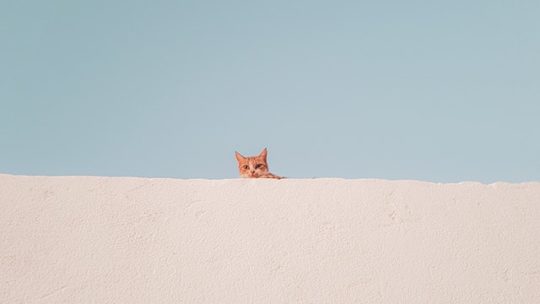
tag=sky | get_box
[1,0,539,182]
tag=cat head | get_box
[235,148,270,178]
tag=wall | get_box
[1,174,540,303]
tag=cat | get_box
[235,148,283,179]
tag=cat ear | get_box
[259,148,268,160]
[235,151,245,162]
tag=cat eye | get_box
[255,164,264,169]
[242,165,249,170]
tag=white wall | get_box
[1,174,540,303]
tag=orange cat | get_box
[235,148,283,179]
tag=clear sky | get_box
[1,0,539,182]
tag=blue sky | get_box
[1,0,539,182]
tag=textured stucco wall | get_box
[1,174,540,303]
